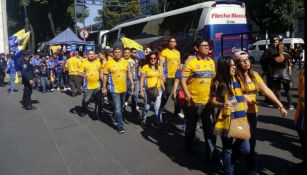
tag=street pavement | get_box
[0,64,304,175]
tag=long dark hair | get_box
[212,56,234,97]
[234,58,257,91]
[145,52,159,70]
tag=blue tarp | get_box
[47,28,87,46]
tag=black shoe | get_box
[13,89,18,92]
[79,111,87,117]
[25,106,37,111]
[118,127,125,134]
[153,122,163,130]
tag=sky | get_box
[77,4,101,27]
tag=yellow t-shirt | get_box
[103,58,129,93]
[160,48,180,78]
[141,64,163,90]
[65,56,82,75]
[182,56,215,104]
[80,59,102,90]
[240,71,264,113]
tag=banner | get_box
[120,36,145,59]
[8,29,30,55]
[8,29,31,71]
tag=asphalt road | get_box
[0,64,304,175]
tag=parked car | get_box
[248,38,305,63]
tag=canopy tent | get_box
[47,28,87,46]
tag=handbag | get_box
[146,78,159,102]
[228,117,251,140]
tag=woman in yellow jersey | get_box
[140,53,165,129]
[211,56,252,175]
[233,51,287,175]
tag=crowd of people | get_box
[0,36,305,175]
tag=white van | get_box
[248,38,305,63]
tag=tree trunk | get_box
[30,24,35,54]
[23,5,31,50]
[48,12,56,37]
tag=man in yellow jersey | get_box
[79,51,103,120]
[159,37,181,111]
[103,48,134,134]
[65,51,82,96]
[181,39,216,158]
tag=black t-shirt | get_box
[271,52,290,70]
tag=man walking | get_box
[66,51,82,96]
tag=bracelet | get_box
[278,106,284,110]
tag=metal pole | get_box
[0,0,9,54]
[74,0,77,34]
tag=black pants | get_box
[184,103,216,157]
[272,78,293,107]
[246,113,258,171]
[22,80,33,108]
[69,75,81,96]
[0,71,5,86]
[160,78,174,108]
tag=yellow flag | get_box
[14,72,19,84]
[13,29,31,51]
[120,37,143,51]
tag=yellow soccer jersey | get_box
[141,64,163,90]
[160,48,180,78]
[240,71,264,113]
[103,58,129,93]
[80,59,102,90]
[66,56,82,75]
[182,56,215,104]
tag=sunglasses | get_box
[150,57,157,60]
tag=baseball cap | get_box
[104,46,113,52]
[234,50,248,61]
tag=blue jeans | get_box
[9,74,15,92]
[82,88,103,117]
[221,135,250,175]
[142,90,162,123]
[110,92,126,128]
[40,76,50,93]
[126,80,140,111]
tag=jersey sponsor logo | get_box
[23,64,27,69]
[191,71,213,78]
[196,64,200,69]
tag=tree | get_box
[245,0,304,35]
[96,0,141,29]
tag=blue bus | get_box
[100,0,249,60]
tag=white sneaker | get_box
[178,112,185,119]
[57,87,60,91]
[66,87,71,91]
[51,88,55,92]
[136,105,139,110]
[64,87,67,91]
[125,102,128,107]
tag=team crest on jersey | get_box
[23,64,27,69]
[210,64,213,69]
[196,64,200,69]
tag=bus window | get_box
[142,18,164,37]
[258,45,266,51]
[121,22,147,39]
[106,30,119,45]
[158,9,202,36]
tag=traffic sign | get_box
[79,29,89,39]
